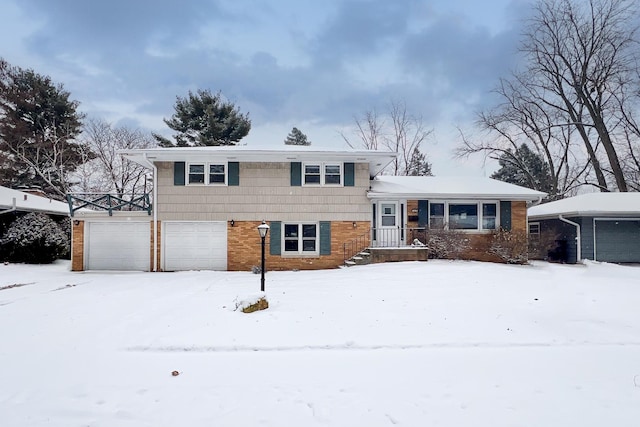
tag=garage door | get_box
[86,221,150,271]
[163,221,227,271]
[595,219,640,263]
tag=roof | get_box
[119,146,398,177]
[0,186,70,216]
[368,176,547,201]
[528,192,640,219]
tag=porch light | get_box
[257,221,270,292]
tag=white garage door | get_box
[86,221,150,271]
[163,221,227,271]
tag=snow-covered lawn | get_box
[1,260,640,426]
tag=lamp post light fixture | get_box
[257,221,270,292]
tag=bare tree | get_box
[75,118,156,199]
[341,109,384,150]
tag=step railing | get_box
[342,232,370,265]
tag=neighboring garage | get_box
[528,193,640,264]
[594,219,640,263]
[85,221,150,271]
[162,221,227,271]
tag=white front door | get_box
[377,201,400,246]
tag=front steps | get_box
[344,250,371,267]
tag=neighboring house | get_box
[528,192,640,264]
[1,185,71,234]
[67,147,546,272]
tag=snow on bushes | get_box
[489,228,529,264]
[0,212,69,264]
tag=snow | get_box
[369,175,546,200]
[528,192,640,218]
[0,185,71,215]
[1,260,640,426]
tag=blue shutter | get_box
[418,200,429,227]
[290,162,302,186]
[174,162,185,186]
[269,221,281,255]
[319,221,331,255]
[228,162,239,186]
[344,163,355,186]
[500,201,512,231]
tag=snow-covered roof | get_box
[0,186,70,216]
[119,146,398,177]
[528,192,640,219]
[368,176,547,201]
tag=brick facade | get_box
[71,220,84,271]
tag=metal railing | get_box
[66,192,152,217]
[343,232,370,265]
[370,226,429,248]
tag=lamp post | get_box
[257,221,270,292]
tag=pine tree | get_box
[491,143,553,194]
[406,148,433,176]
[154,89,251,147]
[284,127,311,146]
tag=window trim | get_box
[428,200,501,232]
[282,222,320,257]
[528,222,540,237]
[302,162,343,186]
[186,162,228,186]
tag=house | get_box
[67,147,546,272]
[528,192,640,264]
[1,185,71,233]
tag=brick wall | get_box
[71,220,84,271]
[151,221,161,271]
[228,221,370,271]
[511,201,527,233]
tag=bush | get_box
[489,228,528,264]
[425,228,471,259]
[0,213,70,263]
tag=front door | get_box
[377,201,400,246]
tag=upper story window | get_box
[188,163,226,185]
[303,163,343,186]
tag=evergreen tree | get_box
[0,58,85,198]
[284,127,311,146]
[406,148,433,176]
[154,89,251,147]
[491,143,553,194]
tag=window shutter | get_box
[290,162,302,186]
[344,162,355,186]
[174,162,185,186]
[500,201,512,231]
[269,221,281,255]
[418,200,429,227]
[228,162,239,186]
[372,203,377,240]
[319,221,331,255]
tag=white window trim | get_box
[429,200,501,232]
[528,222,540,236]
[302,162,343,186]
[282,222,320,257]
[186,162,228,186]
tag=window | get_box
[430,203,445,229]
[283,223,318,255]
[303,163,342,186]
[381,203,396,226]
[482,203,497,230]
[449,204,478,230]
[187,163,227,185]
[529,222,540,237]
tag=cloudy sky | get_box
[0,0,531,175]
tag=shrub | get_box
[489,228,528,264]
[0,213,70,263]
[425,228,471,260]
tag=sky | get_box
[0,0,532,176]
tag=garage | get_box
[594,219,640,263]
[163,221,227,271]
[86,221,150,271]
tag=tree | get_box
[491,144,554,194]
[74,118,156,198]
[342,100,433,175]
[284,127,311,146]
[154,89,251,147]
[0,58,85,198]
[0,212,69,263]
[406,148,433,176]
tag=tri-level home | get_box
[67,146,546,271]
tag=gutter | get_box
[0,198,17,215]
[558,215,581,263]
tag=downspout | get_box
[143,154,158,272]
[558,215,581,263]
[0,198,17,215]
